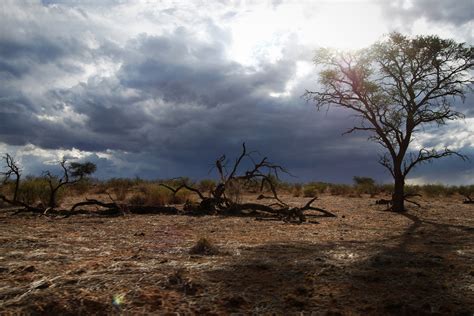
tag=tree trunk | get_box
[13,176,20,202]
[49,188,58,208]
[392,174,405,212]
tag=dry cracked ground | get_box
[0,194,473,315]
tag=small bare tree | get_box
[305,33,473,212]
[1,154,21,202]
[44,159,97,208]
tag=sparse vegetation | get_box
[16,177,57,206]
[329,184,352,196]
[303,182,328,197]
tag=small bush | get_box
[189,238,219,256]
[421,184,448,197]
[353,176,375,186]
[276,181,293,194]
[17,177,59,206]
[377,183,394,195]
[198,179,216,194]
[70,178,94,195]
[303,185,318,197]
[303,182,328,197]
[128,193,146,206]
[0,181,13,196]
[293,183,303,197]
[139,183,194,205]
[173,188,194,204]
[404,184,421,196]
[329,184,352,196]
[144,184,174,206]
[226,180,243,204]
[353,176,377,196]
[107,178,135,201]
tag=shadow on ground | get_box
[205,212,474,314]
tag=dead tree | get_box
[43,159,97,208]
[3,145,334,222]
[305,32,472,212]
[161,143,335,222]
[0,154,21,202]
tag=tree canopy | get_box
[306,32,473,211]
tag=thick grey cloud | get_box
[381,0,474,27]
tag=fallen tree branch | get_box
[3,144,335,223]
[0,194,43,214]
[158,144,334,223]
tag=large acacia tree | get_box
[305,33,473,212]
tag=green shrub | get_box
[353,176,375,186]
[226,180,243,204]
[329,184,352,196]
[445,185,459,196]
[0,181,14,196]
[276,181,293,194]
[303,185,318,197]
[404,184,421,196]
[353,176,377,196]
[17,177,62,206]
[377,183,394,194]
[139,182,195,205]
[144,184,174,206]
[303,182,328,197]
[292,183,303,197]
[107,178,134,201]
[173,188,194,204]
[198,179,216,194]
[70,178,94,195]
[421,184,448,197]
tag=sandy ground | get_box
[0,194,473,315]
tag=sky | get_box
[0,0,473,184]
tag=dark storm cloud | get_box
[38,25,380,182]
[0,27,97,79]
[408,146,474,185]
[381,0,474,27]
[118,30,295,108]
[0,0,472,184]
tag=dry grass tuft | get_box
[189,238,219,256]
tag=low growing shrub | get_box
[128,193,146,206]
[189,238,219,255]
[303,182,328,197]
[144,184,174,206]
[198,179,216,194]
[17,177,62,206]
[421,184,448,197]
[329,184,352,196]
[292,183,303,197]
[353,176,377,196]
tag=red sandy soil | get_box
[0,194,473,315]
